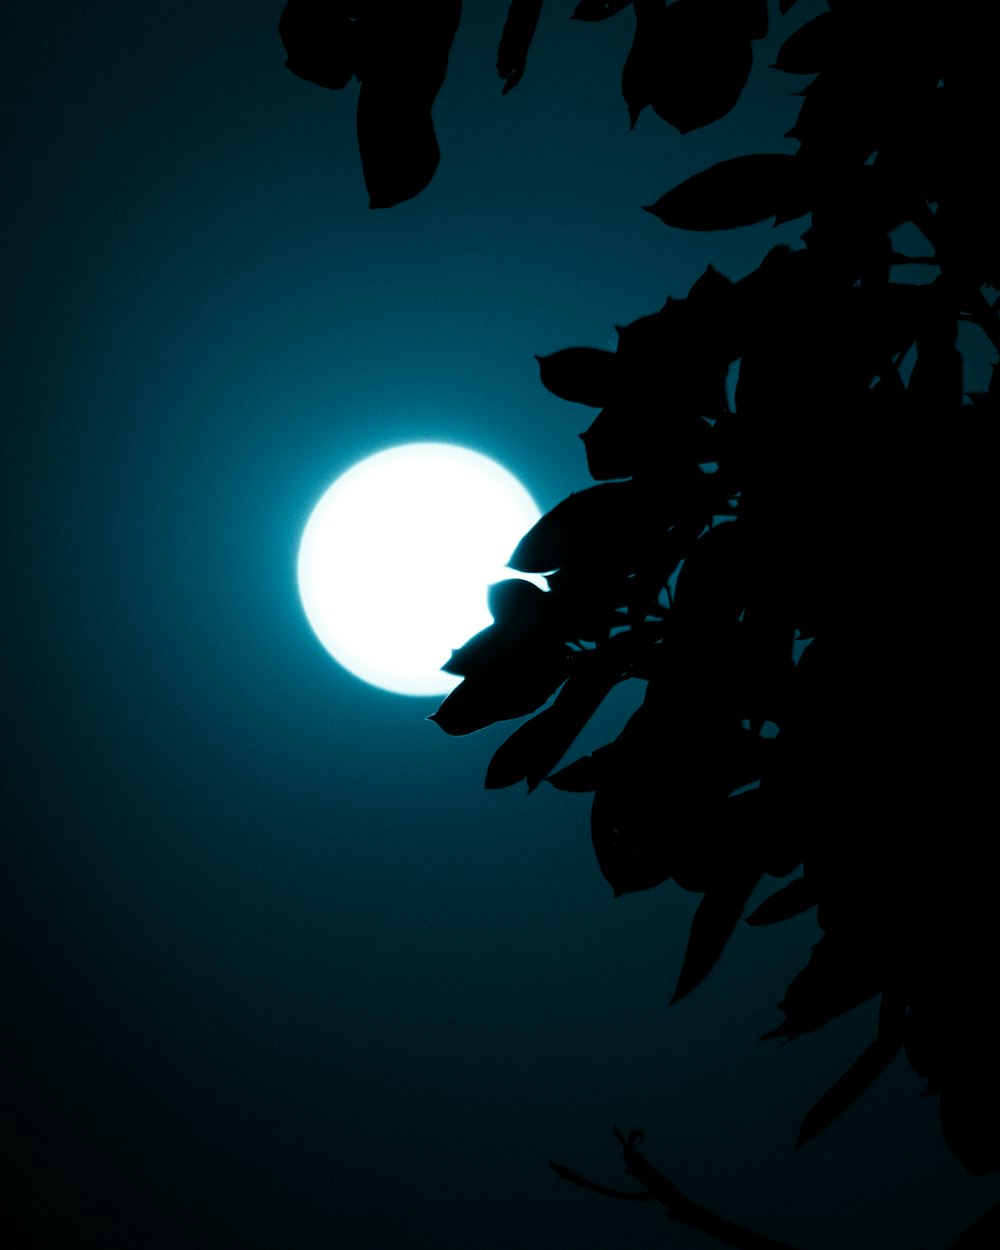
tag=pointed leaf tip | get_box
[645,154,810,231]
[536,347,618,407]
[671,873,761,1003]
[795,1037,900,1149]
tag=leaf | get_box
[784,72,882,167]
[778,0,801,12]
[746,874,818,925]
[497,0,544,94]
[763,934,882,1041]
[877,991,906,1045]
[487,578,552,627]
[536,347,619,407]
[645,154,812,231]
[796,1033,901,1148]
[670,870,762,1002]
[546,743,617,792]
[485,671,616,790]
[946,1206,1000,1250]
[620,0,665,128]
[668,518,753,622]
[543,563,634,641]
[357,84,442,209]
[654,1,753,135]
[579,406,639,481]
[772,12,834,75]
[442,586,557,678]
[278,0,361,91]
[354,4,462,208]
[942,1078,1000,1176]
[622,0,755,134]
[570,0,632,20]
[656,40,753,136]
[590,784,673,897]
[508,482,657,573]
[429,656,568,735]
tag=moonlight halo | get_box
[297,443,543,696]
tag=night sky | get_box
[6,2,994,1247]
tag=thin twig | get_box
[551,1128,807,1250]
[548,1161,656,1201]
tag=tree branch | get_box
[549,1161,656,1200]
[551,1128,807,1250]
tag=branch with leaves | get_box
[278,2,1000,1245]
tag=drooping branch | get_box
[551,1128,806,1250]
[548,1161,656,1201]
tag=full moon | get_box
[297,443,543,696]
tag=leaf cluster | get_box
[278,0,462,207]
[278,0,1000,1221]
[440,0,999,1180]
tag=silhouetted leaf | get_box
[509,482,661,573]
[784,69,885,167]
[497,0,543,94]
[667,520,761,630]
[764,935,882,1041]
[946,1205,1000,1250]
[358,86,441,208]
[590,782,673,897]
[354,4,462,208]
[796,1034,901,1148]
[746,875,818,925]
[656,4,752,135]
[577,312,728,480]
[616,292,739,395]
[620,0,663,128]
[442,586,558,678]
[430,652,568,735]
[622,0,755,134]
[578,407,636,481]
[485,670,616,790]
[487,578,552,627]
[279,0,360,90]
[671,869,761,1002]
[536,347,619,407]
[778,0,801,12]
[547,743,617,792]
[877,991,906,1045]
[645,155,811,230]
[543,564,635,642]
[773,12,834,75]
[942,1073,1000,1176]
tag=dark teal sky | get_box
[6,2,992,1246]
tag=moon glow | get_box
[297,443,543,696]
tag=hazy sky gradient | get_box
[6,2,992,1246]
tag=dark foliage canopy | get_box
[279,2,999,1245]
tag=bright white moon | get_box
[297,443,543,696]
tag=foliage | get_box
[279,2,999,1245]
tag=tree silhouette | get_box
[279,3,999,1246]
